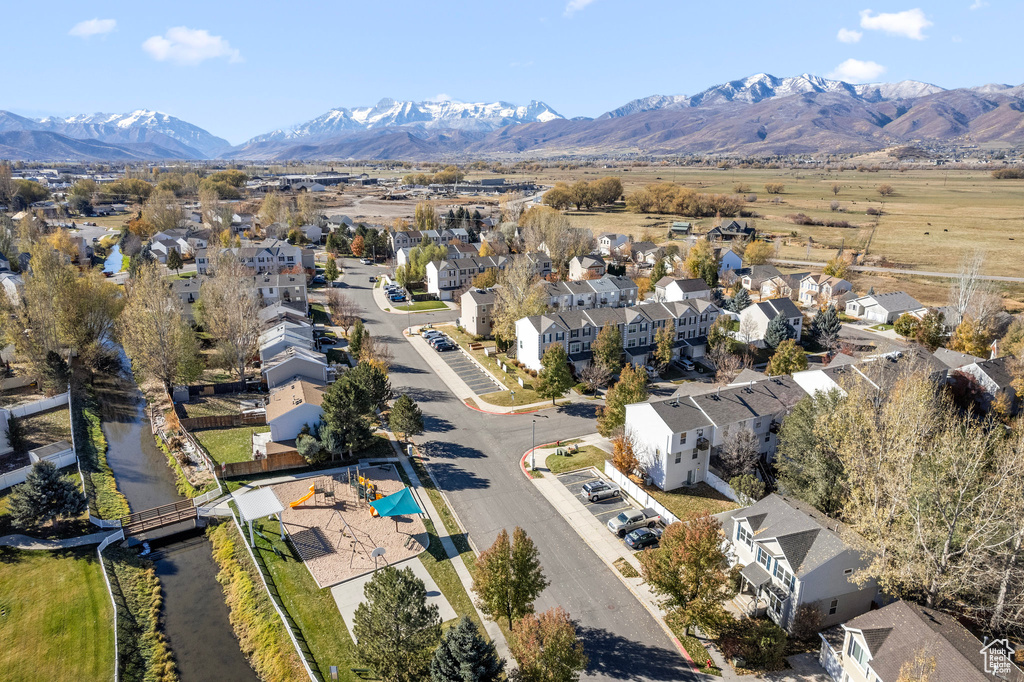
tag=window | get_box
[680,432,687,445]
[847,638,868,670]
[674,452,681,464]
[755,420,762,429]
[773,562,795,591]
[555,332,564,341]
[756,546,772,570]
[696,429,703,437]
[570,343,580,354]
[628,324,637,333]
[627,339,636,348]
[829,599,839,615]
[843,568,853,576]
[692,449,698,460]
[765,433,771,443]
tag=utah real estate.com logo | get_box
[981,638,1013,677]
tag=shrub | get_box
[573,382,590,395]
[893,313,920,338]
[729,474,766,503]
[791,603,823,642]
[876,183,894,196]
[992,168,1024,179]
[830,200,840,212]
[865,207,881,216]
[720,618,788,671]
[764,183,785,194]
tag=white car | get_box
[677,358,695,371]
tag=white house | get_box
[598,233,629,256]
[543,276,638,311]
[654,277,712,302]
[425,256,508,301]
[818,600,1022,682]
[957,356,1018,413]
[798,274,852,307]
[299,224,324,244]
[266,380,324,441]
[623,376,807,490]
[0,272,24,305]
[259,324,315,364]
[261,346,329,390]
[253,273,307,306]
[567,255,606,281]
[720,494,879,633]
[739,298,805,347]
[258,301,308,329]
[844,292,926,324]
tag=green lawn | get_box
[193,426,270,464]
[868,323,895,331]
[310,304,330,325]
[18,406,73,452]
[0,548,115,682]
[394,300,448,312]
[440,326,547,406]
[545,445,609,474]
[0,466,92,540]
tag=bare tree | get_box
[948,250,987,329]
[361,334,394,370]
[739,316,759,345]
[492,255,548,345]
[707,344,743,385]
[327,289,361,338]
[579,363,611,394]
[499,190,525,223]
[717,428,760,479]
[199,254,262,381]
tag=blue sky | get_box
[6,1,1021,144]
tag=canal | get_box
[95,361,256,681]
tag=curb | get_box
[521,449,699,671]
[464,398,543,417]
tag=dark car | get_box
[581,480,621,503]
[434,341,456,352]
[624,527,662,551]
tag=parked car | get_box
[311,275,325,284]
[360,258,372,265]
[607,508,661,538]
[644,366,659,380]
[422,330,444,341]
[624,527,662,550]
[428,335,449,348]
[676,357,695,371]
[581,480,621,503]
[369,276,376,282]
[434,341,456,352]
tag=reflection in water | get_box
[95,355,256,680]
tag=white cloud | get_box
[969,0,988,9]
[837,28,863,43]
[952,35,964,42]
[564,0,597,16]
[827,58,887,83]
[69,18,116,38]
[427,94,454,103]
[859,8,932,40]
[142,27,242,66]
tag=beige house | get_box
[460,288,496,337]
[567,255,606,281]
[266,380,325,442]
[799,274,852,307]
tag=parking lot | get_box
[436,350,502,395]
[555,468,636,527]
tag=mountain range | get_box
[2,73,1023,161]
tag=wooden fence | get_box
[178,411,267,431]
[220,450,306,478]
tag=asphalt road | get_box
[774,258,1024,283]
[338,259,693,681]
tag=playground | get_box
[268,463,428,588]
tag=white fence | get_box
[705,470,741,503]
[0,448,78,492]
[603,461,681,526]
[8,392,70,418]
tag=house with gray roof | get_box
[845,291,926,324]
[543,275,638,312]
[957,356,1018,413]
[460,288,497,337]
[739,298,805,347]
[568,255,606,281]
[819,600,1023,682]
[654,277,712,303]
[718,494,879,633]
[598,233,629,256]
[624,375,807,489]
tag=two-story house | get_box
[798,274,853,307]
[389,229,423,253]
[721,494,879,633]
[819,600,1023,682]
[624,376,807,489]
[568,255,606,280]
[598,233,630,256]
[706,219,755,242]
[253,273,308,306]
[739,298,805,346]
[426,256,509,300]
[460,288,497,337]
[515,299,721,373]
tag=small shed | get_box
[235,487,286,546]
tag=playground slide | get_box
[290,485,315,508]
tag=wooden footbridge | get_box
[119,499,199,537]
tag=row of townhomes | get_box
[196,239,316,275]
[425,252,551,300]
[515,298,722,372]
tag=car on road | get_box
[311,275,325,284]
[607,508,661,538]
[675,357,695,371]
[360,258,372,265]
[369,276,376,282]
[581,480,621,503]
[624,527,662,551]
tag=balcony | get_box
[696,437,710,451]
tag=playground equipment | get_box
[290,485,315,508]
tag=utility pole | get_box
[530,419,536,471]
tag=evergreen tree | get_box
[320,368,377,457]
[473,527,549,629]
[537,345,573,404]
[592,324,623,373]
[354,566,441,682]
[763,312,795,349]
[349,319,365,358]
[430,616,504,682]
[597,364,649,437]
[166,248,183,274]
[809,308,825,340]
[8,460,87,530]
[650,259,668,287]
[324,258,339,282]
[390,394,424,442]
[816,305,842,353]
[730,288,751,312]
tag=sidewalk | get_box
[527,453,735,681]
[0,530,119,550]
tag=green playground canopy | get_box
[370,487,423,518]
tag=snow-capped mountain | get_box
[247,99,563,144]
[599,73,946,118]
[0,109,231,158]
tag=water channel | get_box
[102,244,124,274]
[94,362,256,681]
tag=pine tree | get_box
[324,258,339,282]
[390,394,424,442]
[650,259,668,287]
[349,319,365,357]
[430,616,504,682]
[597,364,649,437]
[8,460,87,530]
[810,308,825,340]
[763,312,795,349]
[354,566,441,682]
[816,305,842,353]
[537,344,573,404]
[731,288,751,312]
[473,527,549,629]
[166,248,183,274]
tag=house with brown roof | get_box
[266,380,325,441]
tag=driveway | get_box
[555,469,636,528]
[339,257,693,681]
[762,653,831,682]
[435,349,503,395]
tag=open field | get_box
[0,548,115,682]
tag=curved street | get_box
[334,258,694,682]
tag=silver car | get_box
[581,480,621,503]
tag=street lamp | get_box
[530,419,536,471]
